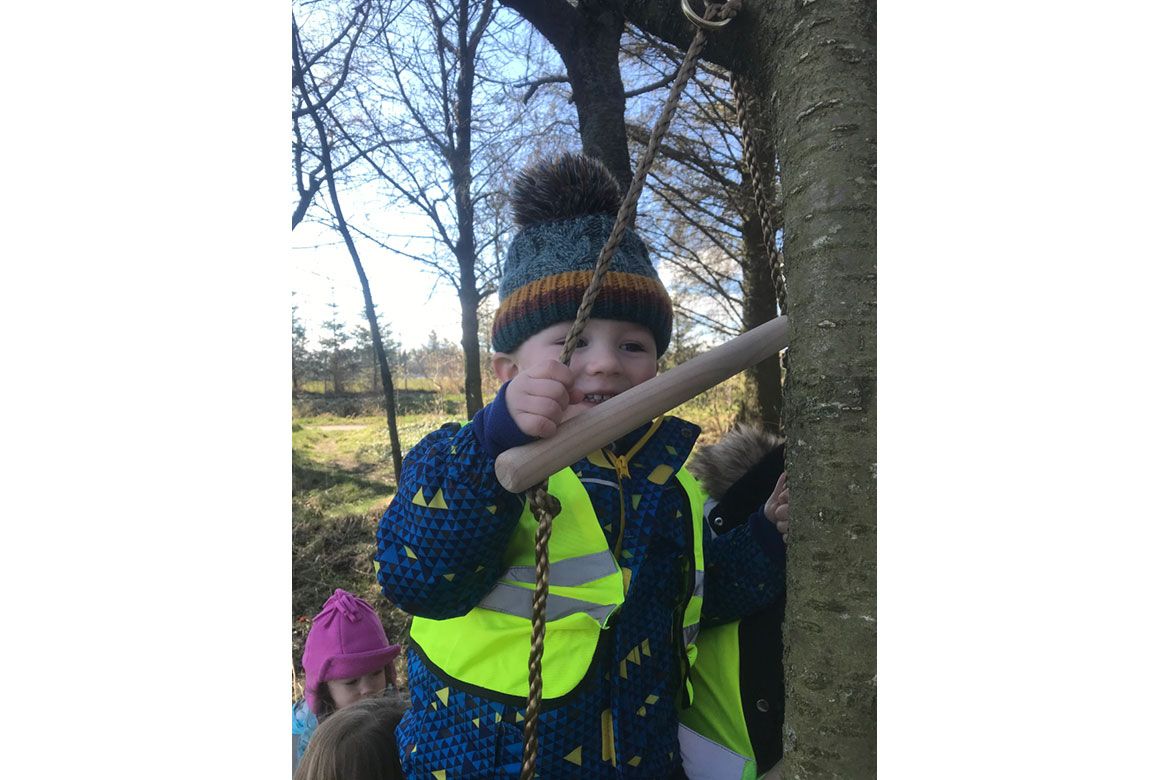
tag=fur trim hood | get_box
[687,424,785,500]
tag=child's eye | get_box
[621,342,647,352]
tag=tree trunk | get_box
[452,0,488,417]
[314,111,404,482]
[291,179,320,230]
[763,1,877,776]
[365,303,405,482]
[459,285,484,416]
[564,4,633,189]
[294,6,404,483]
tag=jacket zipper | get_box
[605,450,631,565]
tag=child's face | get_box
[324,668,387,711]
[495,319,659,421]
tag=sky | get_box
[288,1,551,354]
[291,213,467,350]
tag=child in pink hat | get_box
[292,589,401,773]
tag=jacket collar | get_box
[579,415,700,481]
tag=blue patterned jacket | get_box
[376,401,785,779]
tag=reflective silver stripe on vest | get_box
[579,477,621,490]
[478,581,619,624]
[501,550,619,588]
[678,723,751,780]
[681,569,704,647]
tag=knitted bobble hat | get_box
[302,589,400,715]
[491,153,673,356]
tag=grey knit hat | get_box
[491,154,673,356]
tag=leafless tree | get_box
[335,0,515,417]
[293,0,405,481]
[292,0,373,229]
[499,0,635,187]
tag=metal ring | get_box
[680,0,731,30]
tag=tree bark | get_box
[563,3,633,189]
[321,155,405,480]
[761,1,876,776]
[622,0,754,72]
[291,175,321,230]
[459,279,485,415]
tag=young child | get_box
[682,425,788,779]
[376,153,790,778]
[292,589,402,773]
[294,693,409,780]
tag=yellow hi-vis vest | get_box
[410,463,707,704]
[678,621,758,779]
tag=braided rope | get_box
[730,72,787,312]
[519,3,742,777]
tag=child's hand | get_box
[764,471,790,544]
[504,359,585,439]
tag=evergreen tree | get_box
[292,298,310,393]
[319,293,354,393]
[352,306,400,393]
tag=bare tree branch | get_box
[672,301,740,338]
[515,73,570,104]
[624,68,677,98]
[627,121,738,191]
[291,1,371,119]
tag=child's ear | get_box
[492,353,519,383]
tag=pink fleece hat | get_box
[302,589,401,715]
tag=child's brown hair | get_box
[294,692,408,780]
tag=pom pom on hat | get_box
[510,153,623,228]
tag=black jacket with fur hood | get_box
[688,424,786,769]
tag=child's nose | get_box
[582,345,621,374]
